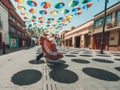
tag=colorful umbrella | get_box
[83,3,92,9]
[27,0,37,7]
[62,9,69,15]
[65,15,73,19]
[31,15,36,20]
[24,17,29,20]
[72,6,81,13]
[21,12,27,16]
[41,2,51,9]
[48,18,54,22]
[15,0,24,4]
[38,17,45,21]
[82,0,92,4]
[74,11,82,15]
[29,8,37,14]
[39,10,47,16]
[69,0,79,8]
[55,2,65,10]
[50,10,58,16]
[17,6,26,11]
[58,17,64,21]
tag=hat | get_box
[43,30,49,36]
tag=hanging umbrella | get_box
[54,2,65,10]
[72,6,81,13]
[50,10,58,16]
[83,3,92,9]
[58,17,64,21]
[48,18,54,22]
[31,15,36,20]
[82,0,92,4]
[21,12,27,16]
[74,11,82,15]
[38,17,45,21]
[27,0,37,7]
[24,17,29,20]
[29,8,37,14]
[65,15,73,19]
[39,10,47,16]
[61,9,69,15]
[69,0,79,8]
[17,6,26,11]
[41,2,51,9]
[15,0,24,4]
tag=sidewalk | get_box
[0,46,35,55]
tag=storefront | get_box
[9,35,18,48]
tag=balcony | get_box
[106,20,120,29]
[0,20,3,30]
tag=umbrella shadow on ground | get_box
[71,59,90,64]
[11,69,42,86]
[115,67,120,71]
[29,60,45,64]
[92,58,114,63]
[49,63,79,84]
[82,67,119,81]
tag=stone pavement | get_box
[0,46,120,90]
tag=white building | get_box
[0,2,9,48]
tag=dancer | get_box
[38,32,63,64]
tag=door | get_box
[75,36,80,48]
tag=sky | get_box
[10,0,120,34]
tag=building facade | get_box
[0,2,9,48]
[63,20,93,48]
[1,0,28,48]
[90,2,120,51]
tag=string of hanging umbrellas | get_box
[14,0,93,33]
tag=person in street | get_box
[49,33,57,46]
[36,32,48,63]
[37,32,63,64]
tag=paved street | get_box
[0,46,120,90]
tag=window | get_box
[116,10,120,26]
[106,14,112,24]
[10,16,16,23]
[10,26,16,32]
[94,18,104,28]
[18,31,22,35]
[17,22,21,27]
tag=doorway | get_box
[75,36,80,48]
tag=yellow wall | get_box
[109,30,119,45]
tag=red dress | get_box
[39,37,63,61]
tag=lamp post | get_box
[100,0,109,54]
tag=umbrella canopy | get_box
[62,9,69,15]
[39,10,47,16]
[29,8,37,14]
[72,6,81,13]
[38,17,45,21]
[55,2,65,10]
[74,11,82,15]
[68,0,79,8]
[82,0,92,4]
[27,0,37,7]
[17,6,26,11]
[50,10,58,16]
[83,3,92,9]
[15,0,24,4]
[41,2,51,9]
